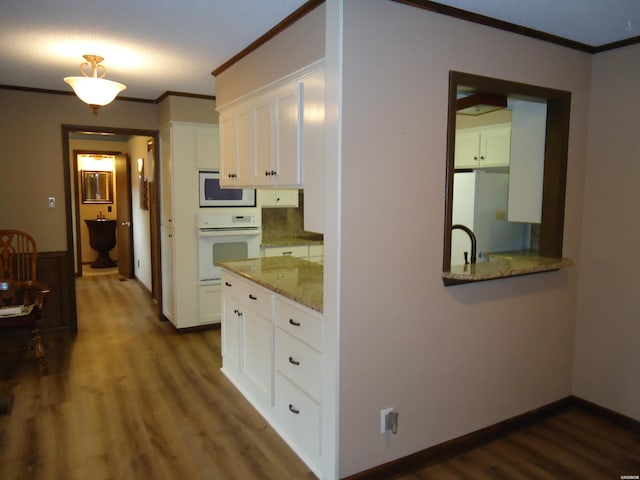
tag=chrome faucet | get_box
[452,224,477,265]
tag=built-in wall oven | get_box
[197,211,261,286]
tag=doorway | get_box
[62,125,162,312]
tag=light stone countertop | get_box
[442,251,573,285]
[219,256,323,312]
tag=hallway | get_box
[0,272,313,479]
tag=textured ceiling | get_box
[0,0,307,99]
[1,0,639,101]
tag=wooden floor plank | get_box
[0,272,313,480]
[3,272,640,480]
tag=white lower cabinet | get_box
[221,271,273,410]
[221,294,242,377]
[274,373,322,465]
[262,244,324,264]
[262,245,309,259]
[198,284,221,326]
[221,269,324,477]
[308,244,324,264]
[242,306,273,406]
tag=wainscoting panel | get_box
[37,251,77,332]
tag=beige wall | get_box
[572,44,640,420]
[128,135,154,290]
[214,3,325,107]
[0,90,158,252]
[158,95,218,125]
[338,1,591,476]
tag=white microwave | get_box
[199,171,256,208]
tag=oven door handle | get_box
[198,229,261,237]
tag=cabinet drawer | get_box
[275,296,323,351]
[275,328,322,403]
[275,373,321,462]
[263,245,308,259]
[224,272,273,318]
[221,271,241,299]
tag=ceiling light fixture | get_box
[64,54,126,115]
[456,92,507,116]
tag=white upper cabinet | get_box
[194,124,220,170]
[455,123,511,169]
[258,189,299,208]
[218,62,321,189]
[254,95,273,183]
[220,106,255,186]
[271,81,302,186]
[508,100,547,223]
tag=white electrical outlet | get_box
[380,407,394,434]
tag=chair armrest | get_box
[22,279,50,295]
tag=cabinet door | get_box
[454,129,481,168]
[273,81,302,186]
[236,108,253,185]
[199,284,221,325]
[161,226,175,324]
[221,295,242,377]
[254,95,273,183]
[195,125,219,170]
[220,106,253,186]
[159,128,173,226]
[480,124,511,167]
[301,65,325,233]
[508,101,546,223]
[242,308,273,406]
[219,112,238,187]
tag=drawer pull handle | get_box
[289,318,301,327]
[288,404,300,415]
[224,281,232,287]
[288,356,300,366]
[283,251,293,256]
[249,294,257,300]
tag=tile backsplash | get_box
[261,190,305,241]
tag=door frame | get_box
[71,149,122,276]
[62,125,162,325]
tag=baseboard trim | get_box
[569,395,640,432]
[344,395,638,480]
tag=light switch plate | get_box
[48,196,56,208]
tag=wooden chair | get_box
[0,230,49,374]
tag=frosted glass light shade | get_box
[64,76,126,106]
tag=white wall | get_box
[572,44,640,420]
[337,1,591,476]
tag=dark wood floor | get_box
[0,272,314,480]
[391,406,640,479]
[2,272,640,480]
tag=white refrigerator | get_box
[451,171,528,266]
